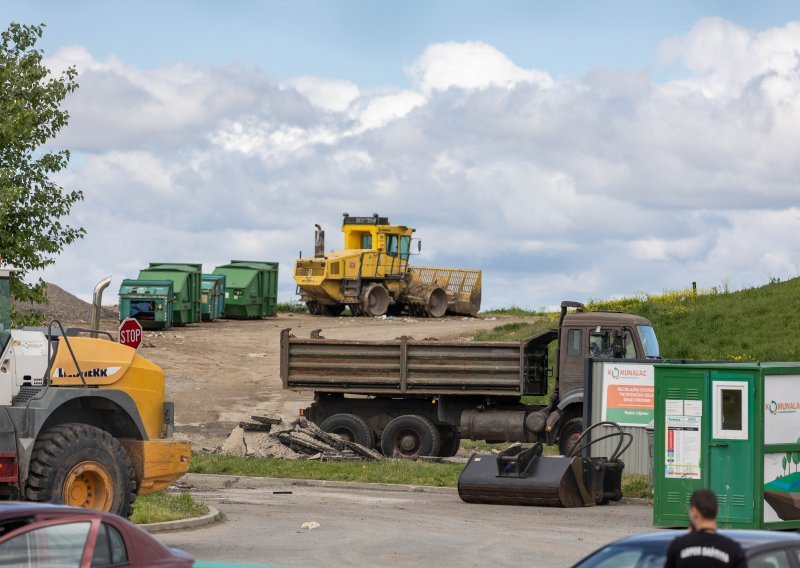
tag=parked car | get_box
[571,529,800,568]
[0,501,193,567]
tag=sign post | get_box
[118,318,143,351]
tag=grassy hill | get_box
[478,277,800,361]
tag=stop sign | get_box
[118,318,143,350]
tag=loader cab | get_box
[341,214,415,261]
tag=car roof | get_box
[612,529,800,550]
[0,501,94,520]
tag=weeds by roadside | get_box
[131,491,209,524]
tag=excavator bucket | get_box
[457,444,595,507]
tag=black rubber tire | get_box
[26,423,137,517]
[380,415,441,458]
[558,418,584,457]
[437,427,461,457]
[319,414,373,448]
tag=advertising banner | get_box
[764,375,800,445]
[601,363,655,427]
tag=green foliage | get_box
[0,23,83,326]
[130,491,209,524]
[621,474,652,499]
[276,300,307,313]
[477,277,800,361]
[190,453,463,487]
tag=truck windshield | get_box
[637,325,660,358]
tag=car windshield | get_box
[637,325,660,358]
[574,543,667,568]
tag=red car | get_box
[0,501,194,567]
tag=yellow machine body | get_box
[49,337,190,495]
[294,215,481,317]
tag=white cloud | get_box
[33,23,800,309]
[407,41,553,95]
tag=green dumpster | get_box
[138,263,202,325]
[118,279,174,329]
[653,361,800,530]
[213,260,278,319]
[201,274,226,321]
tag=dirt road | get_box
[136,314,522,449]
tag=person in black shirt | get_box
[664,489,747,567]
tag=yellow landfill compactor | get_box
[294,214,481,317]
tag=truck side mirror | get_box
[612,330,625,358]
[418,241,422,252]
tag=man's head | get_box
[689,489,718,527]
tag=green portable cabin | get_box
[137,263,202,325]
[118,279,174,329]
[653,361,800,530]
[201,274,226,321]
[213,260,278,319]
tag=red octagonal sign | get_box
[118,318,143,350]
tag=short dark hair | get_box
[690,489,718,520]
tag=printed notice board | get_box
[764,375,800,445]
[601,363,655,427]
[664,400,702,479]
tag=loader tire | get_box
[437,427,461,457]
[558,418,584,457]
[320,414,373,448]
[381,415,441,458]
[26,423,137,518]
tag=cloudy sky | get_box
[6,1,800,309]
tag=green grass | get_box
[276,300,307,313]
[480,306,549,317]
[621,474,652,499]
[131,491,209,524]
[475,277,800,361]
[190,453,463,487]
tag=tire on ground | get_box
[25,423,137,517]
[437,427,461,457]
[380,415,441,458]
[319,413,373,448]
[558,418,584,457]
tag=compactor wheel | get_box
[320,304,346,317]
[380,415,441,458]
[360,283,390,317]
[306,301,322,315]
[25,423,137,517]
[425,287,448,318]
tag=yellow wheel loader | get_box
[294,214,482,317]
[0,267,190,517]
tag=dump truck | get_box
[0,267,190,516]
[281,301,660,457]
[294,214,481,317]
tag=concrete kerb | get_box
[140,506,222,534]
[180,472,458,495]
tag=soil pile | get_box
[12,283,117,323]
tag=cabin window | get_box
[399,236,411,260]
[589,330,613,358]
[387,235,398,256]
[567,329,582,356]
[361,234,372,249]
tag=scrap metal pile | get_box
[219,413,383,461]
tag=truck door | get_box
[708,373,755,525]
[559,327,584,395]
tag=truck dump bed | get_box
[280,328,553,397]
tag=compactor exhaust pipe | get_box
[90,275,112,337]
[314,224,325,258]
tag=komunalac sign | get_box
[601,363,655,427]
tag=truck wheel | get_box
[320,414,373,447]
[437,427,461,457]
[381,415,441,458]
[558,418,584,456]
[360,284,390,317]
[25,423,137,517]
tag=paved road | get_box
[158,477,655,567]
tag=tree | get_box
[782,455,788,476]
[0,23,83,325]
